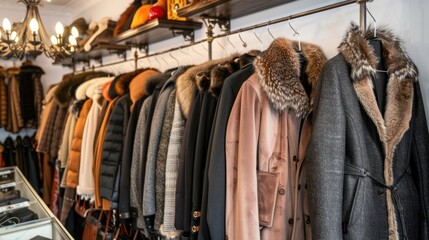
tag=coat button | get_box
[278,188,286,195]
[378,190,385,196]
[288,218,294,224]
[306,215,310,224]
[293,156,298,162]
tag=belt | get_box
[344,162,410,239]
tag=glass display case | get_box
[0,167,73,240]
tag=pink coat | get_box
[225,38,326,240]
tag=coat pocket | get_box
[257,171,279,228]
[344,176,365,227]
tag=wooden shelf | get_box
[112,18,202,46]
[52,43,128,67]
[75,43,128,61]
[178,0,295,19]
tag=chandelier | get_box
[0,0,80,60]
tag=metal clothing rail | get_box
[77,0,371,72]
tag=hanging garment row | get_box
[33,22,429,240]
[0,63,45,133]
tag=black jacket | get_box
[19,65,44,128]
[198,64,255,240]
[99,94,131,208]
[175,89,201,237]
[23,136,41,195]
[118,96,146,220]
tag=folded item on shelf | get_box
[0,207,38,227]
[0,189,20,204]
[0,197,29,207]
[0,169,14,184]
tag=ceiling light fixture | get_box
[0,0,80,60]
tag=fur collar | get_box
[86,77,114,98]
[254,38,326,117]
[339,23,418,240]
[19,65,44,75]
[176,55,239,118]
[6,67,20,76]
[75,78,99,100]
[45,85,59,104]
[114,68,148,96]
[339,23,418,82]
[145,70,172,96]
[208,51,259,96]
[54,72,108,107]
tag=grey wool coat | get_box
[307,23,429,240]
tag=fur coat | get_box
[307,23,429,240]
[225,38,326,240]
[5,67,23,133]
[0,67,7,127]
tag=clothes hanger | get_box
[288,18,302,52]
[366,7,377,39]
[216,39,226,58]
[179,46,192,65]
[253,26,263,51]
[226,34,236,55]
[366,7,387,73]
[267,21,275,41]
[154,56,161,70]
[169,51,180,68]
[238,30,248,48]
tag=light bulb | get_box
[68,36,77,46]
[3,18,11,32]
[10,31,17,40]
[30,18,39,33]
[51,35,58,45]
[55,22,64,35]
[71,26,79,38]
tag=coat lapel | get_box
[339,23,418,240]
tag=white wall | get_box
[0,7,72,93]
[71,0,429,121]
[0,7,71,141]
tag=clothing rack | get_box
[75,0,372,73]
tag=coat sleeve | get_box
[306,62,346,240]
[225,80,261,240]
[410,81,429,239]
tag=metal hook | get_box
[161,55,169,67]
[288,18,301,51]
[366,7,377,38]
[267,21,275,40]
[180,46,192,64]
[216,39,225,51]
[147,57,152,68]
[226,34,236,49]
[238,31,247,48]
[169,51,180,67]
[191,44,204,57]
[253,26,263,44]
[154,56,161,69]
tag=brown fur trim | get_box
[340,23,418,240]
[176,55,238,118]
[209,57,241,96]
[6,67,20,76]
[129,69,160,105]
[298,42,327,112]
[55,72,108,107]
[114,69,147,96]
[254,38,325,117]
[114,4,135,37]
